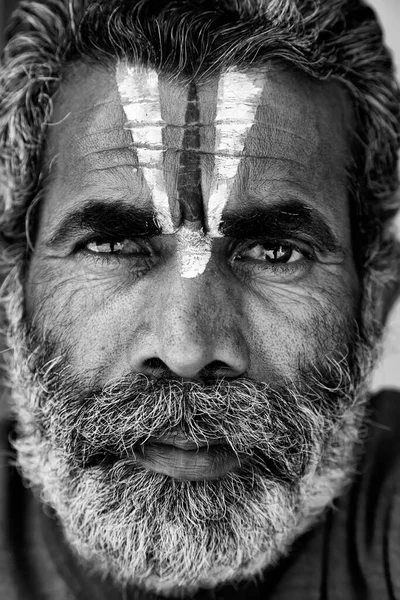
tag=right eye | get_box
[75,237,156,276]
[85,239,149,256]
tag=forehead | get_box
[44,61,353,236]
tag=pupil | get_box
[271,246,291,262]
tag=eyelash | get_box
[75,237,154,271]
[75,236,316,281]
[231,240,315,278]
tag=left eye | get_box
[86,239,146,255]
[237,243,303,264]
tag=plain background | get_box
[0,0,399,393]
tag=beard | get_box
[4,266,380,598]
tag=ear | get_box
[380,238,400,327]
[381,276,400,326]
[361,234,400,332]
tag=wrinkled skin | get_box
[10,62,374,598]
[28,63,359,381]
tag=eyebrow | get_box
[219,200,343,253]
[46,200,162,247]
[46,198,342,255]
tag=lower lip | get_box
[135,443,241,481]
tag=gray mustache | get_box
[38,372,350,484]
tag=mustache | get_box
[34,360,359,485]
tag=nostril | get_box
[141,358,245,381]
[199,360,243,380]
[143,357,165,370]
[142,357,171,377]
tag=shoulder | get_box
[366,389,400,471]
[0,417,23,600]
[343,389,400,597]
[356,389,400,515]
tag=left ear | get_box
[362,235,400,332]
[381,276,400,326]
[378,236,400,327]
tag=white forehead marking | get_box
[115,63,174,233]
[207,71,265,236]
[176,228,212,279]
[116,65,266,278]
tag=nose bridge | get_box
[154,268,247,378]
[160,271,224,352]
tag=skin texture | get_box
[27,62,359,389]
[13,61,373,596]
[115,66,269,278]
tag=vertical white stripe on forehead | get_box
[176,228,212,279]
[207,71,265,235]
[115,65,266,278]
[116,62,210,278]
[115,62,174,233]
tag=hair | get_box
[1,0,400,319]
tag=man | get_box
[0,0,400,598]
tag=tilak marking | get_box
[115,64,174,233]
[206,72,265,235]
[116,64,265,277]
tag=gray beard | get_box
[5,270,379,598]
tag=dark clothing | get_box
[1,390,400,599]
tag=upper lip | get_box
[147,430,224,451]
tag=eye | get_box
[76,237,155,276]
[85,239,147,255]
[232,240,314,281]
[238,243,303,264]
[235,242,307,265]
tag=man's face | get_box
[28,62,359,381]
[8,62,374,597]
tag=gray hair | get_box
[1,0,400,320]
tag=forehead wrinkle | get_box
[242,177,316,199]
[65,97,119,117]
[255,124,316,143]
[69,147,139,182]
[53,92,128,141]
[228,157,312,212]
[48,106,137,189]
[71,127,135,164]
[79,146,139,160]
[66,189,154,211]
[82,163,143,176]
[242,123,315,162]
[53,63,351,234]
[246,73,351,169]
[237,157,347,210]
[232,77,350,203]
[76,125,135,146]
[49,67,135,162]
[76,165,151,198]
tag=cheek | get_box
[26,258,149,377]
[242,268,359,380]
[26,250,359,383]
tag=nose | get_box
[129,271,248,380]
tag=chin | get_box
[12,401,362,598]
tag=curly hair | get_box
[1,0,400,317]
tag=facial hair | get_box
[4,268,379,599]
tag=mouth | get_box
[78,433,297,483]
[134,442,241,480]
[145,431,225,451]
[80,438,241,481]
